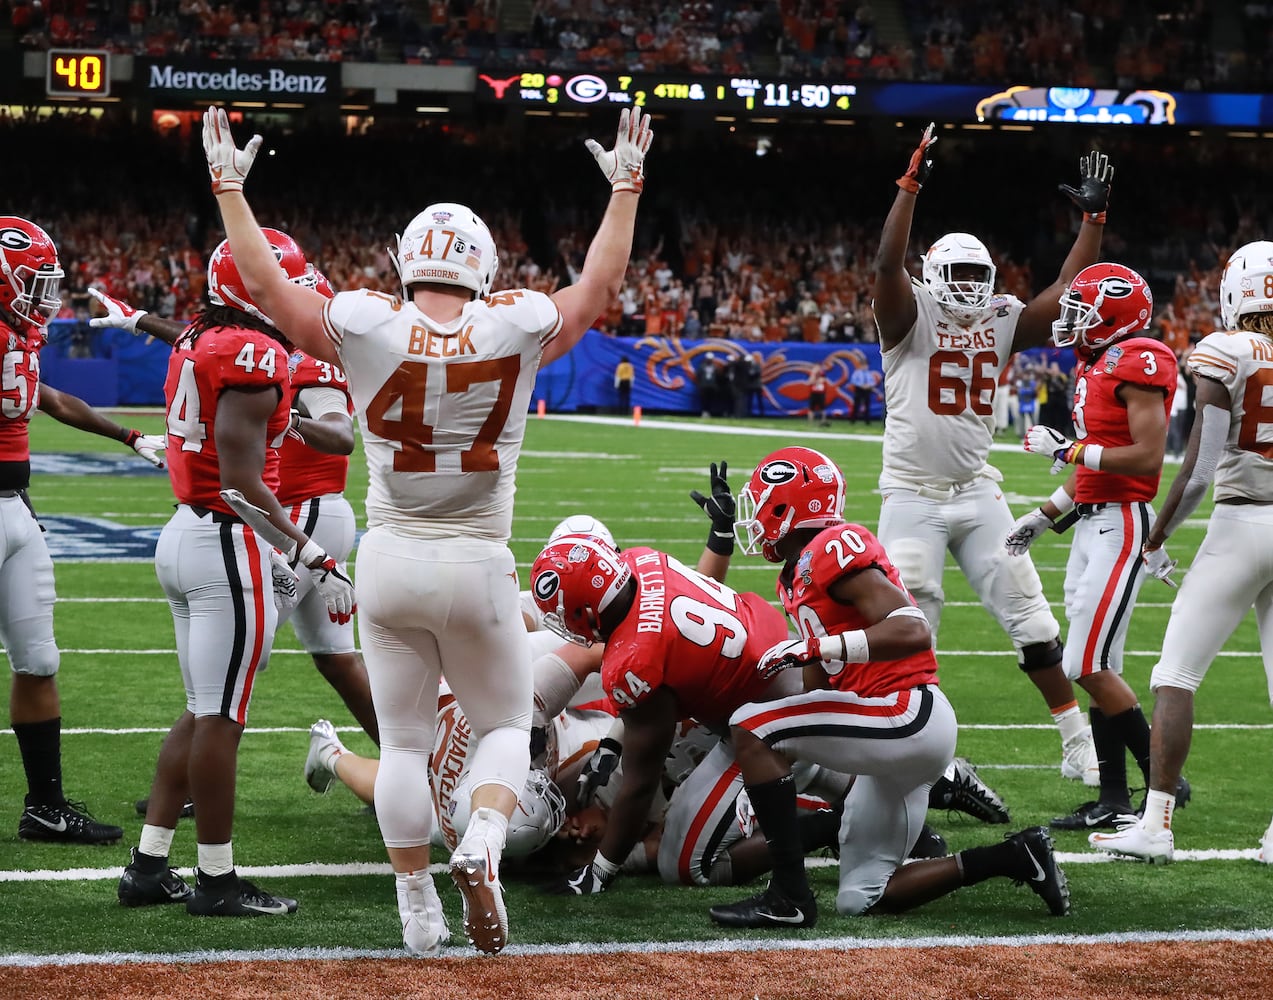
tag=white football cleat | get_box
[1089,820,1174,865]
[396,871,449,957]
[1258,824,1273,864]
[1061,728,1101,787]
[449,808,509,954]
[304,719,344,794]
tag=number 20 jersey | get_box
[601,547,790,728]
[322,288,563,542]
[1189,329,1273,502]
[880,282,1023,487]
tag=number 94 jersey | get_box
[880,283,1022,487]
[780,523,938,699]
[601,547,790,728]
[321,288,563,542]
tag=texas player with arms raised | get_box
[202,105,652,956]
[711,447,1069,930]
[872,126,1113,785]
[1007,263,1177,833]
[529,535,799,895]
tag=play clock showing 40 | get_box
[476,71,857,115]
[46,49,111,97]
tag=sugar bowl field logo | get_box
[976,86,1176,125]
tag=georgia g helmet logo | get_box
[533,569,560,602]
[1096,275,1135,298]
[758,460,798,485]
[0,228,33,253]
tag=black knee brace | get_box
[1018,637,1063,674]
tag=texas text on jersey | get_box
[780,522,939,698]
[278,350,352,506]
[164,325,290,511]
[1071,337,1177,503]
[602,547,789,727]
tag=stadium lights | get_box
[820,119,855,126]
[714,116,737,123]
[961,123,994,130]
[414,106,448,113]
[230,101,266,108]
[340,104,371,111]
[1001,124,1034,131]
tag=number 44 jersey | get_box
[600,547,790,728]
[322,288,563,542]
[880,282,1022,488]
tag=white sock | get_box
[320,738,347,773]
[461,807,509,854]
[1143,790,1176,832]
[138,824,175,859]
[1053,704,1087,744]
[197,841,235,877]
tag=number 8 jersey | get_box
[880,282,1022,488]
[321,288,562,542]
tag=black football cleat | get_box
[1006,826,1070,916]
[929,757,1010,824]
[118,848,194,906]
[18,798,122,845]
[709,883,817,929]
[1049,800,1135,831]
[908,823,949,859]
[186,870,298,917]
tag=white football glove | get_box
[585,108,654,193]
[88,287,147,333]
[309,554,355,624]
[124,430,166,468]
[1142,545,1179,588]
[756,637,825,680]
[735,788,756,838]
[269,548,300,613]
[1023,424,1075,474]
[202,107,263,195]
[1004,508,1054,556]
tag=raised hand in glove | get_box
[124,429,166,468]
[897,121,937,194]
[269,548,300,613]
[1023,425,1084,474]
[1004,508,1054,556]
[545,860,617,896]
[1059,150,1113,221]
[202,106,263,195]
[576,736,622,809]
[1141,545,1178,588]
[88,288,147,333]
[585,108,654,194]
[690,460,735,555]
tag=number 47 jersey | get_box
[322,288,563,542]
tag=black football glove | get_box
[545,861,616,896]
[1059,150,1113,217]
[576,736,622,809]
[690,460,735,555]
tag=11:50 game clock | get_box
[46,49,111,98]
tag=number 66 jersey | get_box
[321,288,562,543]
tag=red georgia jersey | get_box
[602,547,789,727]
[164,325,290,512]
[0,322,41,462]
[1072,337,1177,503]
[277,351,352,505]
[779,523,938,698]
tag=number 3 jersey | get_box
[321,288,563,542]
[778,523,938,698]
[880,282,1022,488]
[600,547,790,728]
[163,325,290,512]
[1188,329,1273,502]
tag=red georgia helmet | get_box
[206,227,311,325]
[736,446,846,562]
[0,217,63,333]
[308,265,335,299]
[530,536,631,646]
[1052,262,1153,351]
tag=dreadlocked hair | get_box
[1238,313,1273,337]
[183,304,283,345]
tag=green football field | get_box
[2,409,1272,960]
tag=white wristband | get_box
[1048,486,1075,514]
[297,538,325,569]
[592,853,621,880]
[822,629,869,668]
[1081,444,1104,470]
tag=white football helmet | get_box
[392,202,498,299]
[448,768,566,857]
[548,514,617,551]
[922,233,997,324]
[1220,240,1273,330]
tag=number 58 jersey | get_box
[322,288,563,542]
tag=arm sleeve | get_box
[294,385,349,420]
[1154,402,1228,541]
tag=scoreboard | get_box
[476,71,859,115]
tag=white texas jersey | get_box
[880,282,1023,487]
[322,288,563,542]
[1188,329,1273,502]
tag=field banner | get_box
[532,332,884,418]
